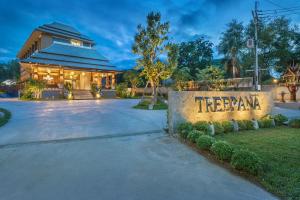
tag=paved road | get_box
[272,106,300,119]
[0,99,276,200]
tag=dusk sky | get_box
[0,0,299,69]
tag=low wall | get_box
[168,91,273,134]
[134,87,172,95]
[262,85,300,101]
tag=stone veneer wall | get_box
[168,91,273,134]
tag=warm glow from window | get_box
[71,39,82,46]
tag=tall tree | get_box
[132,12,178,104]
[244,17,299,79]
[178,37,213,79]
[218,20,245,78]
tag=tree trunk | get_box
[150,81,157,104]
[288,85,297,102]
[142,81,149,101]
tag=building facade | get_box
[17,22,120,98]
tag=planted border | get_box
[0,108,11,127]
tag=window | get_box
[53,37,69,44]
[83,42,91,48]
[71,39,82,46]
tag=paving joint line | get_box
[0,130,165,149]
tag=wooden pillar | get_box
[32,65,38,80]
[59,68,64,84]
[97,73,102,88]
[111,73,116,89]
[105,74,110,89]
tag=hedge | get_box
[187,130,205,143]
[196,135,215,150]
[193,121,211,135]
[210,141,234,161]
[231,149,263,176]
[177,122,193,139]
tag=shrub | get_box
[258,118,274,128]
[231,149,263,175]
[0,108,11,127]
[21,78,46,100]
[193,121,211,135]
[187,130,205,143]
[237,120,247,131]
[212,122,224,135]
[221,121,234,133]
[288,119,300,128]
[243,120,255,130]
[177,122,193,139]
[196,135,215,150]
[116,82,129,98]
[273,114,288,126]
[211,141,234,161]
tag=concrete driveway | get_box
[0,99,276,200]
[0,99,165,145]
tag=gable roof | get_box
[20,43,119,71]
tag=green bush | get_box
[177,122,193,139]
[116,82,129,98]
[196,135,215,150]
[258,118,274,128]
[243,120,255,130]
[237,120,247,131]
[231,149,263,175]
[212,122,224,135]
[187,130,205,143]
[193,121,211,135]
[221,121,234,133]
[288,119,300,128]
[211,141,234,161]
[273,114,288,126]
[0,108,11,127]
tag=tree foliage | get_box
[132,12,178,103]
[0,60,20,82]
[178,37,213,79]
[218,20,245,78]
[172,67,191,91]
[196,66,225,91]
[123,70,142,96]
[218,17,300,80]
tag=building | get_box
[17,22,120,99]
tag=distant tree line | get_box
[174,16,300,84]
[0,59,20,82]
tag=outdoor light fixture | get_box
[43,74,53,81]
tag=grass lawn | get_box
[133,100,168,110]
[0,108,11,127]
[216,127,300,200]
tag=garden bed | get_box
[133,100,167,110]
[176,114,300,200]
[0,108,11,127]
[215,127,300,200]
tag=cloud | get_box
[0,48,10,54]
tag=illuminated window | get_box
[71,39,82,46]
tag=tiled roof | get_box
[36,22,94,44]
[21,43,119,71]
